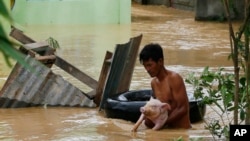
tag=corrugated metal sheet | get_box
[99,34,143,110]
[0,55,96,108]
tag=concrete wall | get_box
[142,0,170,6]
[133,0,195,11]
[11,0,131,25]
[195,0,245,21]
[133,0,245,20]
[172,0,195,11]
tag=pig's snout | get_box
[140,107,145,113]
[140,107,151,116]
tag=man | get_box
[139,43,191,129]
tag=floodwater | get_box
[0,3,236,141]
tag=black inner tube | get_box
[104,90,206,123]
[117,89,152,101]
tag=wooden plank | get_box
[35,55,56,68]
[94,51,113,106]
[54,56,98,89]
[24,41,48,48]
[9,28,35,43]
[9,27,98,92]
[18,45,55,69]
[24,42,55,55]
[99,34,143,110]
[10,28,55,56]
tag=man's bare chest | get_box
[153,82,172,103]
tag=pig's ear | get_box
[150,96,154,100]
[162,103,171,110]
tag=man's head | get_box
[139,43,164,63]
[139,43,164,77]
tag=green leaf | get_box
[0,0,12,22]
[240,108,245,120]
[46,37,60,49]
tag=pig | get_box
[131,97,171,132]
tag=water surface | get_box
[0,3,235,141]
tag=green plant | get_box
[222,0,250,124]
[0,0,28,68]
[184,1,250,140]
[185,66,247,140]
[46,37,60,49]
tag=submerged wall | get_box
[195,0,245,21]
[133,0,245,20]
[133,0,195,11]
[11,0,131,25]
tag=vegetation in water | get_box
[185,1,250,140]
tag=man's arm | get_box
[165,73,189,124]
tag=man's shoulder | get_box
[167,70,182,78]
[167,70,185,86]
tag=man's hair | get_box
[139,43,164,63]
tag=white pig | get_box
[131,97,171,132]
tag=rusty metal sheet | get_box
[99,34,143,110]
[0,55,96,108]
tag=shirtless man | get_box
[139,43,191,129]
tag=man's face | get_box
[142,58,162,77]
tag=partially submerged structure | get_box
[0,27,142,108]
[0,28,205,123]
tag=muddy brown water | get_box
[0,3,236,141]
